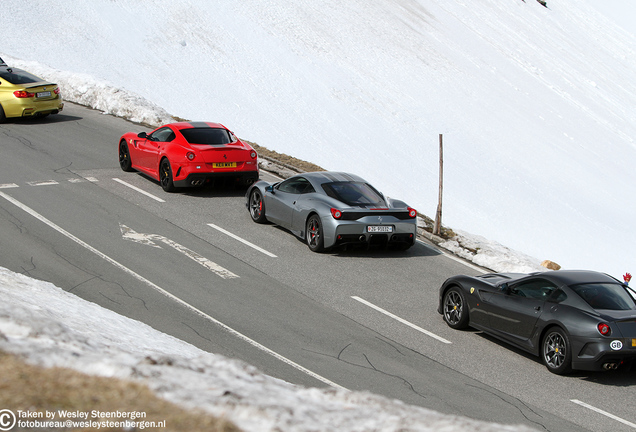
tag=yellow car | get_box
[0,58,64,122]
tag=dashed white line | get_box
[27,180,58,186]
[351,296,452,344]
[113,178,165,202]
[0,190,343,390]
[0,183,19,189]
[571,399,636,429]
[207,223,277,257]
[69,177,98,183]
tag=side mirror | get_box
[265,185,274,194]
[137,132,148,139]
[499,283,509,293]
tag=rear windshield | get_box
[322,182,385,207]
[180,128,232,145]
[0,68,43,85]
[571,283,636,310]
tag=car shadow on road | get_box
[326,239,442,258]
[181,182,250,198]
[3,113,83,125]
[476,331,636,384]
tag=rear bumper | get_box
[333,232,415,248]
[174,169,259,187]
[3,96,64,118]
[572,337,636,371]
[325,219,417,249]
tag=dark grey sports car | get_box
[245,171,417,252]
[438,270,636,374]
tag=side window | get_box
[149,127,175,142]
[509,279,557,300]
[547,289,567,303]
[277,178,314,194]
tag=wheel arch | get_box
[438,282,464,314]
[302,210,321,237]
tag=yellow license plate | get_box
[212,162,237,168]
[632,339,636,347]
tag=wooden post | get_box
[433,134,443,236]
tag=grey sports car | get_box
[245,171,417,252]
[438,270,636,374]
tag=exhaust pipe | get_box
[602,362,618,370]
[359,235,366,242]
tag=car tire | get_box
[306,214,325,252]
[249,189,268,223]
[119,140,134,172]
[541,327,572,375]
[0,105,6,123]
[442,287,469,329]
[160,158,176,192]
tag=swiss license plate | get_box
[212,162,237,168]
[367,225,393,233]
[36,91,51,98]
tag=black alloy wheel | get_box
[306,214,325,252]
[541,327,572,375]
[160,158,176,192]
[119,141,134,172]
[443,287,469,329]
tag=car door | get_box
[264,177,306,228]
[136,127,175,171]
[482,278,558,342]
[289,179,317,235]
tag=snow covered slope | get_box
[2,0,635,277]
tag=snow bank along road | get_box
[0,103,634,432]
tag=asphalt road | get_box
[0,103,634,432]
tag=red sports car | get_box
[118,122,259,192]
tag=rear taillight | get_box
[54,87,61,95]
[597,323,611,336]
[186,152,196,161]
[331,208,342,219]
[250,151,257,159]
[407,207,417,218]
[13,90,35,98]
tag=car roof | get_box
[296,171,368,185]
[167,121,226,130]
[530,270,619,286]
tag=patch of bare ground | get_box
[0,351,241,432]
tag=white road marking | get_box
[351,296,452,344]
[207,223,277,257]
[571,399,636,429]
[27,180,58,186]
[0,183,19,189]
[120,224,239,279]
[0,190,344,390]
[68,177,99,183]
[113,178,165,202]
[416,239,487,274]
